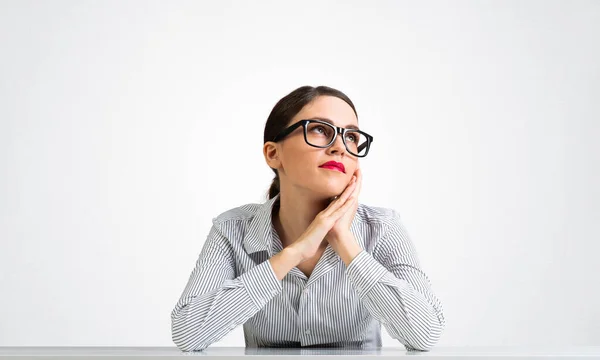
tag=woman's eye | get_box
[312,126,327,134]
[346,134,357,143]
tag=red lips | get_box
[319,161,346,173]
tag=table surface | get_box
[0,346,599,359]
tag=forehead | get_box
[293,96,358,128]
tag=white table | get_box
[0,346,599,359]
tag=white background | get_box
[1,0,599,347]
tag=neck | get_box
[272,187,330,249]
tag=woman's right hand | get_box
[287,175,358,263]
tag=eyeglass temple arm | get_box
[357,137,373,153]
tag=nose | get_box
[326,132,347,156]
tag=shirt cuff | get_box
[344,250,389,299]
[238,259,283,310]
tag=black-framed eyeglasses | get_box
[272,119,374,157]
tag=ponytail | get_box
[268,173,280,200]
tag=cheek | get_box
[291,155,318,180]
[287,154,321,184]
[281,147,314,175]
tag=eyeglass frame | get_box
[271,119,374,158]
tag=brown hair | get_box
[263,85,358,199]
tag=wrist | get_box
[328,229,353,244]
[282,246,304,265]
[269,246,303,281]
[331,232,362,266]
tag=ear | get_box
[263,141,281,170]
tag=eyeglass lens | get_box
[305,122,369,156]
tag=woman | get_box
[170,86,445,352]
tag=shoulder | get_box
[352,203,410,255]
[201,202,262,250]
[210,202,261,228]
[355,202,402,228]
[355,203,418,263]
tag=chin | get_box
[312,179,346,199]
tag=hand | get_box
[326,167,362,243]
[286,175,358,263]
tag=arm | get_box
[170,221,299,351]
[343,211,446,351]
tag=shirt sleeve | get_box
[344,210,446,351]
[170,221,283,352]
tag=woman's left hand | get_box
[326,166,362,243]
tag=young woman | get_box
[170,86,445,352]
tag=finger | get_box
[336,176,357,201]
[343,174,360,203]
[354,168,362,195]
[322,178,357,215]
[328,175,356,203]
[331,193,356,218]
[334,185,358,212]
[346,174,360,199]
[347,169,360,191]
[325,183,355,216]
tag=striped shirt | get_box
[170,193,445,352]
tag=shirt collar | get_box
[242,193,364,255]
[242,193,280,255]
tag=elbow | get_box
[171,313,211,352]
[172,338,196,352]
[172,329,211,352]
[404,314,445,351]
[390,310,445,352]
[173,339,209,353]
[404,336,437,352]
[399,332,440,352]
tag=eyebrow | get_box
[310,117,360,130]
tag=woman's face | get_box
[268,95,360,199]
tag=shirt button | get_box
[304,329,311,335]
